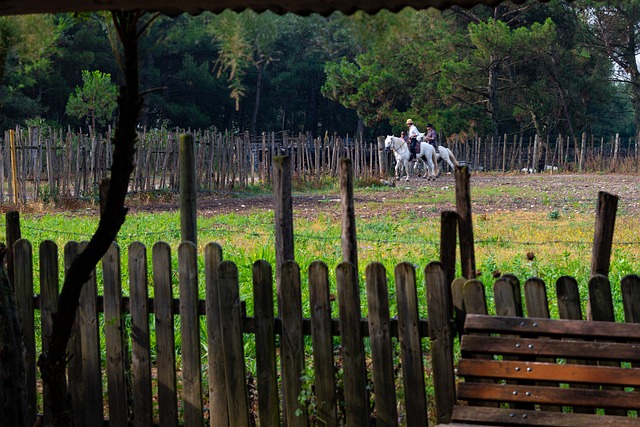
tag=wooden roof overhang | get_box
[0,0,539,16]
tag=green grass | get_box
[8,177,640,425]
[11,200,640,322]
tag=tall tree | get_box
[208,10,280,133]
[66,69,118,131]
[578,0,640,137]
[37,10,154,426]
[0,14,61,126]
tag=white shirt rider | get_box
[408,124,420,140]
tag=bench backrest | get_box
[452,314,640,426]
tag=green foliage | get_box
[65,69,117,130]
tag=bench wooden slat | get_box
[464,314,640,340]
[461,334,640,362]
[451,406,640,426]
[457,359,640,387]
[457,382,639,410]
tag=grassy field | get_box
[7,172,640,321]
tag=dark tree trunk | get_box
[0,246,29,427]
[37,11,147,426]
[251,60,264,135]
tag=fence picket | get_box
[102,243,129,427]
[365,262,398,427]
[204,243,229,427]
[279,260,308,426]
[252,259,280,426]
[129,242,153,427]
[622,274,640,323]
[395,262,428,426]
[217,260,251,426]
[14,239,36,422]
[178,241,204,427]
[152,242,178,427]
[77,241,104,426]
[524,278,549,318]
[556,276,583,320]
[336,261,369,427]
[39,240,59,424]
[308,261,338,427]
[462,280,488,315]
[493,277,520,316]
[64,242,86,425]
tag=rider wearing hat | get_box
[406,119,420,160]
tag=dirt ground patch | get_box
[127,172,640,220]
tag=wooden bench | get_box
[439,314,640,426]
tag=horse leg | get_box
[432,151,440,178]
[403,159,411,180]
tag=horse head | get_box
[384,135,393,150]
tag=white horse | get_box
[417,133,459,170]
[384,135,438,180]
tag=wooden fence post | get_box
[340,158,358,272]
[455,166,476,279]
[273,155,294,294]
[440,210,457,287]
[590,191,618,277]
[9,129,18,204]
[179,133,197,246]
[5,210,21,288]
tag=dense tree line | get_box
[0,1,638,141]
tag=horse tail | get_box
[448,149,460,167]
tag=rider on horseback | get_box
[406,119,420,161]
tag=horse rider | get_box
[425,123,438,146]
[406,119,420,160]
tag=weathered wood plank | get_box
[336,261,369,426]
[457,359,640,386]
[129,242,153,427]
[425,261,454,425]
[461,334,640,361]
[178,242,203,426]
[102,243,129,427]
[366,262,398,427]
[464,314,640,339]
[308,261,337,427]
[556,276,583,320]
[457,382,639,409]
[39,240,59,425]
[204,242,229,427]
[217,261,251,426]
[253,260,280,427]
[279,261,307,426]
[152,242,178,427]
[77,241,104,426]
[452,406,640,426]
[14,239,36,422]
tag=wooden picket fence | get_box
[11,238,640,427]
[0,127,383,204]
[6,158,638,426]
[2,125,640,205]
